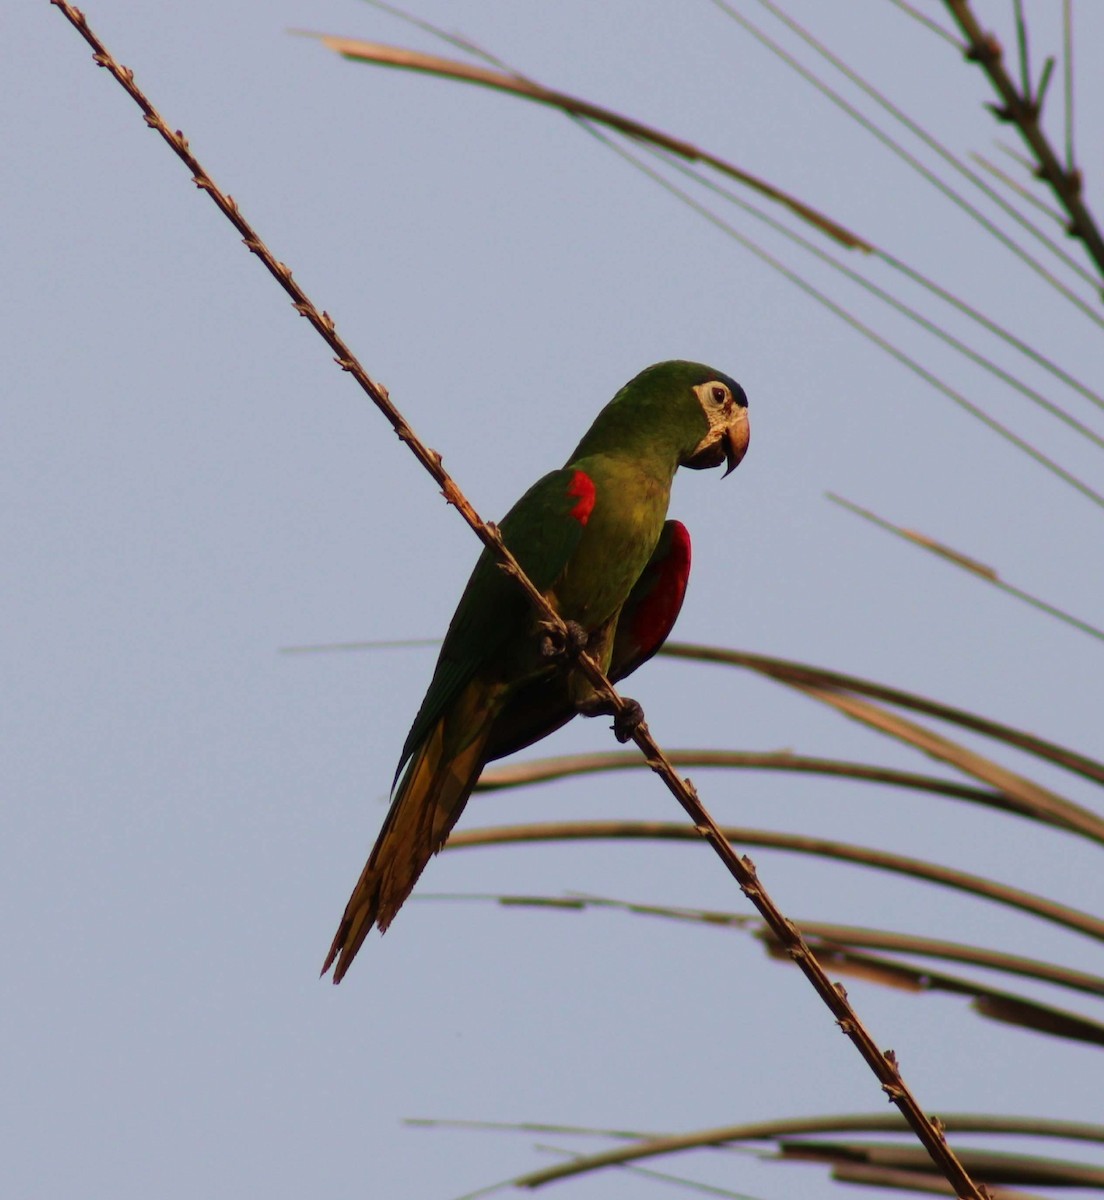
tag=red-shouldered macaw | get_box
[324,360,749,980]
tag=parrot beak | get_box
[684,407,750,475]
[721,408,750,478]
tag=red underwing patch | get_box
[625,521,691,657]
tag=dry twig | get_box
[479,748,1021,815]
[437,894,1104,1001]
[827,494,1104,645]
[660,643,1104,790]
[299,33,868,253]
[443,821,1104,942]
[942,0,1104,285]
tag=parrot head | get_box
[682,374,750,477]
[571,360,749,479]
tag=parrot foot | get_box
[577,695,645,743]
[612,698,645,742]
[540,619,589,660]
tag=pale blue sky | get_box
[6,2,1103,1198]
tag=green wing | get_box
[393,467,591,783]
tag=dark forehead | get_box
[708,370,748,408]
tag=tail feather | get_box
[323,704,495,983]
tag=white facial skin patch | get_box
[689,380,750,471]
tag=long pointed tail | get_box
[322,710,493,983]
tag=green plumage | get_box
[393,467,588,784]
[324,361,749,981]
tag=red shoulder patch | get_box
[566,470,596,525]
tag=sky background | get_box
[6,2,1103,1198]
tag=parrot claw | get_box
[612,698,645,742]
[540,619,589,660]
[577,695,645,743]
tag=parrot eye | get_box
[711,385,728,404]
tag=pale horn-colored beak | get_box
[722,409,750,477]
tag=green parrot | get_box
[324,360,749,981]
